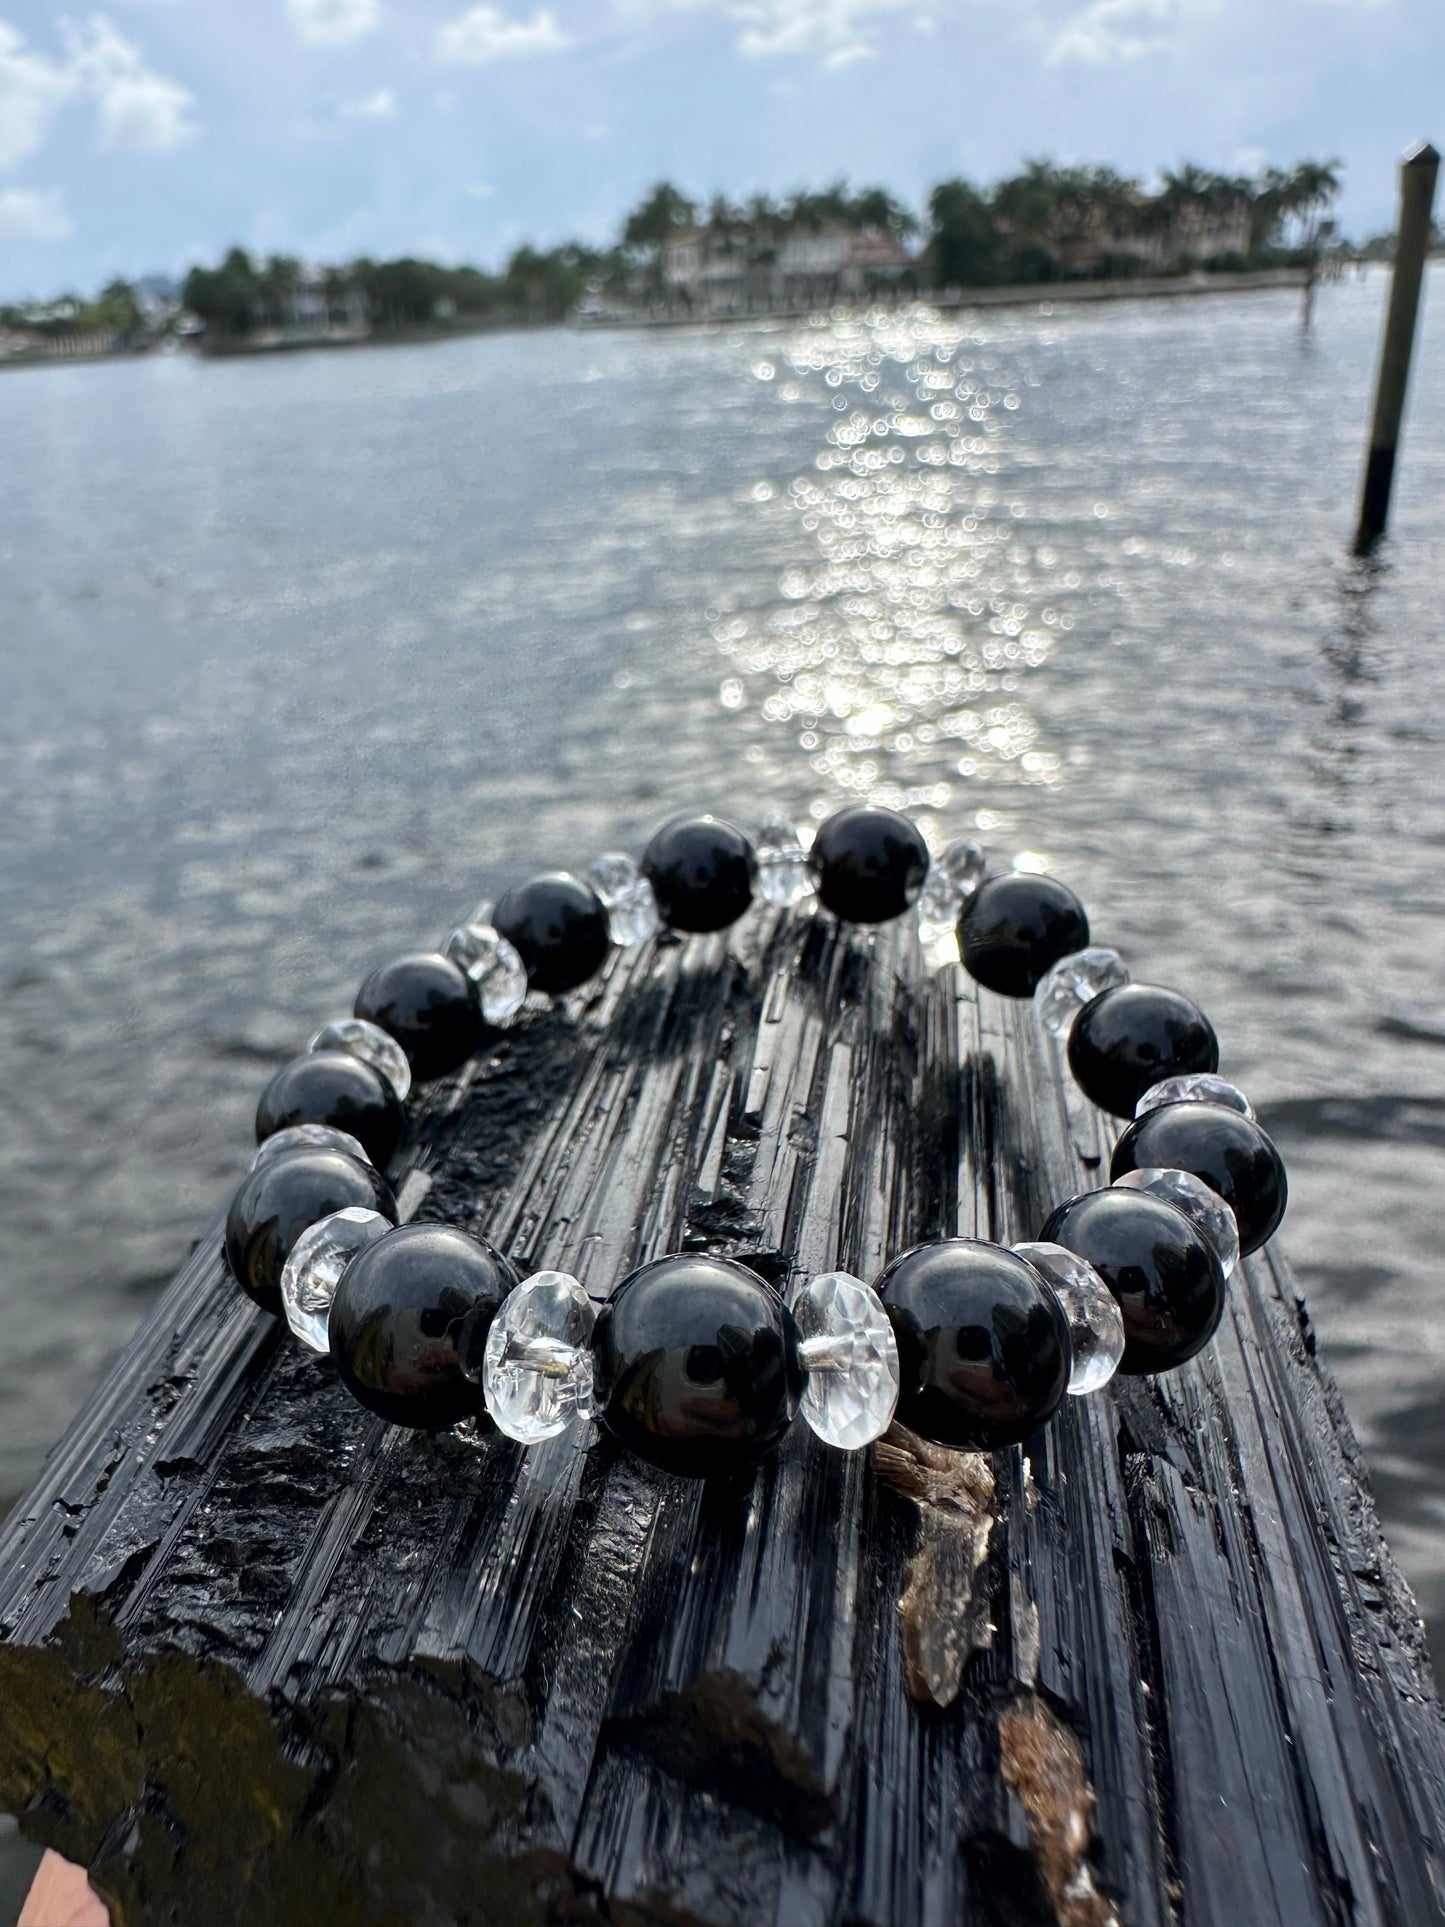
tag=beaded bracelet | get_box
[223,805,1289,1479]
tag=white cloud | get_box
[0,182,72,238]
[437,6,572,63]
[613,0,922,64]
[64,18,197,150]
[0,16,195,170]
[341,85,397,116]
[1044,0,1216,63]
[0,22,74,168]
[732,0,915,62]
[287,0,380,47]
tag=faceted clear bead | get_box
[1013,1242,1126,1396]
[252,1122,372,1171]
[483,1271,597,1444]
[791,1271,900,1450]
[307,1016,413,1102]
[445,923,529,1023]
[755,817,814,908]
[1035,948,1131,1037]
[1112,1167,1240,1279]
[1135,1074,1256,1122]
[918,838,988,924]
[587,853,662,946]
[281,1207,392,1353]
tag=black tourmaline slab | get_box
[0,909,1442,1927]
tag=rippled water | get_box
[1,278,1443,1899]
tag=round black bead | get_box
[1067,983,1219,1119]
[255,1050,405,1169]
[876,1239,1071,1448]
[354,952,486,1083]
[640,816,758,933]
[808,806,931,925]
[1040,1187,1225,1374]
[591,1254,804,1478]
[1111,1102,1288,1256]
[328,1223,518,1429]
[493,872,611,994]
[225,1148,398,1318]
[957,874,1091,998]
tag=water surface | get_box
[1,277,1443,1903]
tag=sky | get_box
[0,0,1441,299]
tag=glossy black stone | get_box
[1111,1101,1289,1256]
[808,805,931,925]
[957,874,1091,998]
[225,1149,398,1319]
[1041,1187,1225,1374]
[255,1051,405,1169]
[492,872,611,995]
[640,816,758,933]
[328,1223,518,1429]
[591,1254,804,1478]
[876,1239,1071,1448]
[1067,982,1220,1119]
[353,952,487,1083]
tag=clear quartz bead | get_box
[791,1272,900,1449]
[918,838,988,924]
[1035,948,1131,1037]
[1135,1073,1256,1122]
[1112,1167,1240,1279]
[252,1122,372,1171]
[445,923,529,1023]
[483,1271,597,1444]
[587,853,662,946]
[1013,1241,1126,1396]
[281,1207,392,1353]
[307,1016,412,1102]
[755,817,814,908]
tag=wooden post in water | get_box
[1354,140,1440,554]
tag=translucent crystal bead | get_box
[483,1271,597,1444]
[1134,1073,1256,1122]
[1012,1242,1125,1396]
[307,1016,413,1103]
[280,1206,392,1353]
[251,1122,372,1171]
[791,1271,899,1449]
[918,838,987,924]
[445,923,529,1023]
[1035,947,1131,1037]
[587,853,662,946]
[1112,1166,1240,1279]
[755,817,814,908]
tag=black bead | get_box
[640,816,758,933]
[225,1149,398,1319]
[1111,1102,1288,1256]
[354,952,487,1083]
[591,1254,804,1478]
[328,1223,518,1429]
[808,806,931,925]
[492,872,611,994]
[957,874,1091,998]
[1040,1187,1225,1374]
[876,1239,1072,1448]
[255,1051,405,1169]
[1067,983,1219,1119]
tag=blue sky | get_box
[0,0,1439,299]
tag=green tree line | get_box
[3,156,1347,343]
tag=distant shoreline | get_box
[0,265,1324,374]
[586,264,1315,331]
